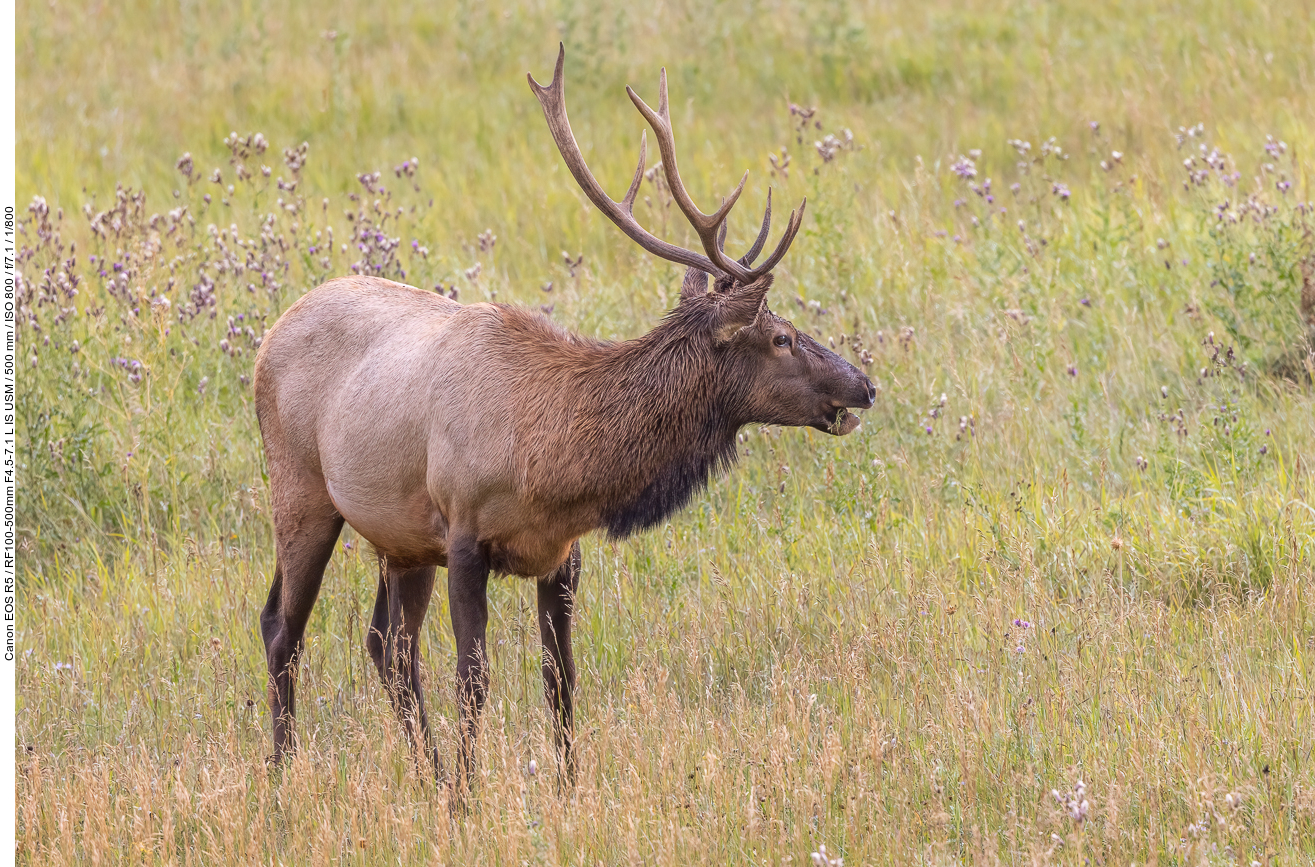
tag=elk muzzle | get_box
[813,343,876,436]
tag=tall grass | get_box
[15,0,1315,862]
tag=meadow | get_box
[14,0,1315,863]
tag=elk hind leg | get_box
[367,559,441,780]
[260,485,343,764]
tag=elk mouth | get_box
[817,405,862,436]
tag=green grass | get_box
[15,0,1315,863]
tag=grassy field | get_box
[14,0,1315,863]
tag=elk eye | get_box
[773,334,791,348]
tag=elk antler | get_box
[529,45,804,284]
[626,73,804,283]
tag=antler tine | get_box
[627,76,754,283]
[712,190,770,270]
[621,130,646,215]
[739,189,773,267]
[742,198,806,280]
[528,44,725,277]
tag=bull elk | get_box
[253,45,875,794]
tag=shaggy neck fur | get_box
[589,301,754,538]
[515,298,753,539]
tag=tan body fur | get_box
[259,276,576,577]
[257,274,769,578]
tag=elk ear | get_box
[680,267,711,302]
[711,275,772,343]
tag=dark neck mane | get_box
[538,304,745,539]
[598,387,740,539]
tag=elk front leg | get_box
[447,537,490,799]
[538,541,581,785]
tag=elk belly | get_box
[324,477,451,566]
[487,535,579,579]
[473,496,584,577]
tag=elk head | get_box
[675,270,875,436]
[529,45,875,437]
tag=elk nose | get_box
[861,377,876,408]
